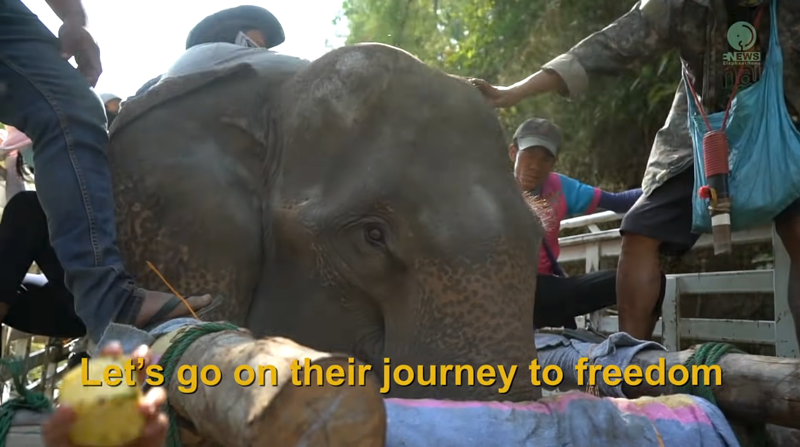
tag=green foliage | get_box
[339,0,682,190]
[339,1,777,352]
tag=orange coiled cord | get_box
[702,130,730,177]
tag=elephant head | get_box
[248,44,544,401]
[109,43,544,402]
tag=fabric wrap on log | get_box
[534,332,666,397]
[384,392,739,447]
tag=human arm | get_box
[597,188,642,214]
[560,173,644,216]
[44,0,87,26]
[560,174,602,217]
[474,0,679,107]
[44,0,102,87]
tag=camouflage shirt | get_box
[541,0,800,196]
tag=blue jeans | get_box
[0,0,141,342]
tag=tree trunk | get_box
[621,349,800,430]
[159,329,387,447]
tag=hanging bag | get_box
[686,0,800,234]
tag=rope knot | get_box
[158,322,240,447]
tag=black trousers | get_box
[534,270,618,330]
[0,191,85,338]
[534,269,667,330]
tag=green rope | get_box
[677,342,772,447]
[0,357,53,447]
[157,322,240,447]
[677,342,742,404]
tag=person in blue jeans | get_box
[511,118,666,329]
[0,0,211,343]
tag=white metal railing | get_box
[557,211,800,358]
[0,327,71,403]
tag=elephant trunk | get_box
[380,236,542,402]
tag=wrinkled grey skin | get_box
[109,43,543,401]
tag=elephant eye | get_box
[364,225,386,246]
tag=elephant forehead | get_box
[282,44,438,132]
[416,184,505,243]
[334,49,369,73]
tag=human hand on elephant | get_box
[42,343,168,447]
[468,78,523,108]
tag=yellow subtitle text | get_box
[79,356,721,393]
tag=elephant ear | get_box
[107,56,294,326]
[111,63,257,137]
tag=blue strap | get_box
[542,240,568,278]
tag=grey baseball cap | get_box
[512,118,562,157]
[99,93,121,106]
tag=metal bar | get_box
[673,270,774,294]
[772,226,799,358]
[559,211,622,230]
[597,316,776,344]
[558,225,773,263]
[661,277,680,351]
[0,349,46,382]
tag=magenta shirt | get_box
[537,173,602,275]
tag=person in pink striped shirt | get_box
[511,118,664,332]
[0,125,32,202]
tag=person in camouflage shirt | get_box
[471,0,800,343]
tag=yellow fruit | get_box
[59,356,145,447]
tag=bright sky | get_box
[21,0,349,99]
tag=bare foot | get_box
[134,290,213,328]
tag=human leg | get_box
[5,283,86,338]
[0,0,210,342]
[618,168,699,340]
[0,191,50,320]
[774,200,800,348]
[617,235,662,339]
[534,271,617,329]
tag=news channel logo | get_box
[723,21,761,66]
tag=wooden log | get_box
[621,349,800,430]
[6,411,48,447]
[159,328,386,447]
[5,329,386,447]
[7,408,800,447]
[766,424,800,447]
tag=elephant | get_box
[108,42,544,402]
